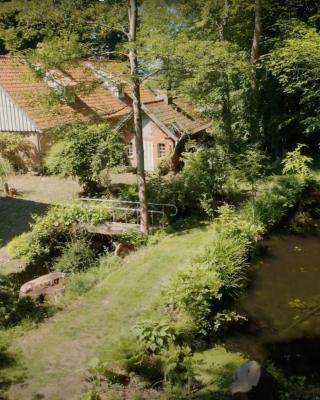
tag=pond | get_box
[226,232,320,380]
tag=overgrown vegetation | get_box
[6,204,112,264]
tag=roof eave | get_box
[141,103,178,143]
[191,123,211,134]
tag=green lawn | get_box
[3,222,243,400]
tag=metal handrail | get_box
[80,198,178,217]
[80,198,177,227]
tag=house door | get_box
[142,117,154,171]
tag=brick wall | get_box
[123,115,175,171]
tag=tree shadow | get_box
[0,343,26,399]
[0,197,48,247]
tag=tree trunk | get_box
[128,0,149,234]
[250,0,262,89]
[249,0,262,144]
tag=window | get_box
[127,142,133,157]
[158,143,166,158]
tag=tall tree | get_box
[250,0,262,87]
[127,0,149,234]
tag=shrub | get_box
[146,146,234,218]
[282,144,312,178]
[7,204,112,264]
[0,156,13,192]
[54,238,96,274]
[254,175,306,227]
[133,320,175,355]
[164,267,222,334]
[213,310,247,335]
[161,344,196,395]
[46,123,126,193]
[0,132,32,170]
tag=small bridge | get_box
[80,198,178,235]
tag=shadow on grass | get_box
[165,216,210,236]
[0,342,26,399]
[0,197,48,247]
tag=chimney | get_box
[156,89,173,105]
[163,92,173,105]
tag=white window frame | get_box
[127,142,134,158]
[158,143,166,158]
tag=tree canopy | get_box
[1,0,319,158]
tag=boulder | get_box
[114,241,134,257]
[19,272,65,303]
[231,361,279,400]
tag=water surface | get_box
[227,233,320,377]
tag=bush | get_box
[133,320,175,355]
[7,204,112,264]
[54,238,96,274]
[254,175,306,227]
[164,267,222,334]
[0,132,32,170]
[46,123,126,193]
[282,144,312,178]
[161,344,196,395]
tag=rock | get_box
[19,272,65,303]
[114,241,134,257]
[231,361,279,400]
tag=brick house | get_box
[0,57,210,172]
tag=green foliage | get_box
[265,23,320,134]
[213,310,247,334]
[266,363,307,400]
[182,146,230,210]
[54,238,96,274]
[254,175,307,227]
[7,204,111,264]
[0,275,49,329]
[46,124,126,193]
[133,320,175,355]
[65,256,120,298]
[161,344,196,395]
[0,132,32,170]
[28,33,85,70]
[0,0,124,55]
[237,147,268,195]
[0,156,12,186]
[288,211,313,233]
[164,267,222,334]
[146,145,235,217]
[164,174,308,337]
[282,144,313,178]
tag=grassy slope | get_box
[5,222,242,400]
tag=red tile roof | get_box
[89,60,210,135]
[88,60,160,104]
[0,56,131,131]
[0,56,210,136]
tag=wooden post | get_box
[3,182,9,196]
